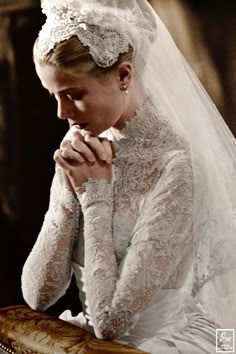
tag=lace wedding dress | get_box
[22,98,220,354]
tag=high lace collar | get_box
[109,97,160,142]
[107,96,187,165]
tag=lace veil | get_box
[39,0,236,329]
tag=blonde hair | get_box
[33,36,133,84]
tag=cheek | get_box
[106,93,123,114]
[95,96,120,116]
[74,101,86,112]
[105,103,122,124]
[87,89,123,127]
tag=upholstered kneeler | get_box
[0,305,149,354]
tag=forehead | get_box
[35,63,96,93]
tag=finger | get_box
[100,139,114,164]
[71,128,84,141]
[62,126,84,142]
[54,149,69,169]
[100,139,116,163]
[71,138,96,163]
[60,140,85,163]
[61,149,85,163]
[84,134,107,161]
[54,150,80,179]
[60,138,84,150]
[60,139,70,150]
[110,141,116,159]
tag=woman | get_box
[21,0,236,353]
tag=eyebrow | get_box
[49,87,86,96]
[61,87,87,94]
[59,87,81,93]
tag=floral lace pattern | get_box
[21,166,80,310]
[21,98,196,342]
[72,100,193,339]
[38,1,129,67]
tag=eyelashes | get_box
[65,88,87,101]
[66,91,86,101]
[47,90,86,101]
[67,95,83,101]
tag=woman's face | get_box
[35,63,128,136]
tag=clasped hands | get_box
[54,127,115,193]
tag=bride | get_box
[21,1,236,353]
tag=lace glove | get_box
[76,152,193,340]
[22,165,80,310]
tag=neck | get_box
[113,77,148,131]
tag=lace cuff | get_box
[75,178,113,209]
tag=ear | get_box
[116,62,132,90]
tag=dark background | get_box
[0,0,236,316]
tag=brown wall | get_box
[0,3,75,315]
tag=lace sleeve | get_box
[21,165,80,311]
[76,151,193,340]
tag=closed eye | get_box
[66,91,86,101]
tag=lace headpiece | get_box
[38,0,130,67]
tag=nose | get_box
[57,96,76,120]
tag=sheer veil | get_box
[40,0,236,329]
[133,0,236,330]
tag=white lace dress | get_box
[22,99,218,354]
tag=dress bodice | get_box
[70,98,194,339]
[73,97,192,273]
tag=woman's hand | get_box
[60,127,115,164]
[56,126,115,191]
[54,151,112,190]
